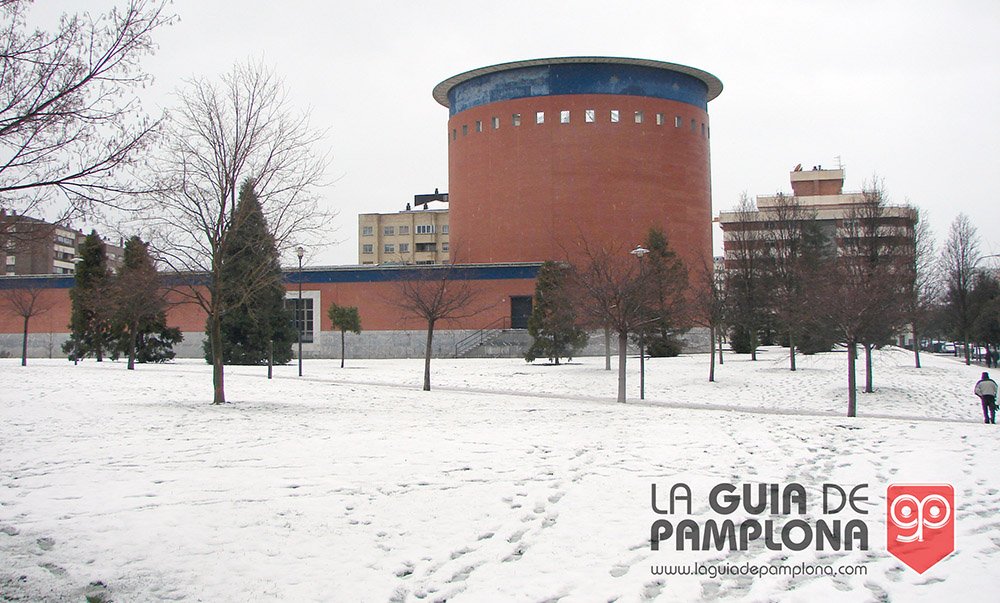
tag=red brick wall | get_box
[447,94,713,270]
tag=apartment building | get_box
[358,203,450,265]
[1,210,123,275]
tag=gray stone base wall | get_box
[1,327,712,360]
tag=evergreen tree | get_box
[63,231,114,361]
[636,228,688,357]
[327,303,361,368]
[110,236,181,368]
[525,261,587,364]
[203,180,296,365]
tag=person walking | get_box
[974,372,998,424]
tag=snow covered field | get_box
[2,348,999,602]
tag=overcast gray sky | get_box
[36,0,1000,265]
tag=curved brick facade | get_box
[435,58,721,268]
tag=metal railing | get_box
[454,316,510,357]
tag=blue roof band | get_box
[433,57,722,117]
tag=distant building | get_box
[716,166,918,268]
[0,210,123,275]
[358,201,450,265]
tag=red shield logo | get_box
[887,484,955,573]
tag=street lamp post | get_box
[296,245,304,377]
[631,245,650,400]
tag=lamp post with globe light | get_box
[296,245,304,377]
[631,245,650,399]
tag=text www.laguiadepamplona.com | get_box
[651,562,868,579]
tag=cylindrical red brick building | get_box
[433,57,722,269]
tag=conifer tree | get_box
[328,303,361,368]
[111,235,181,368]
[638,228,689,357]
[525,261,587,364]
[63,231,114,361]
[203,180,296,365]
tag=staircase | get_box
[454,318,529,358]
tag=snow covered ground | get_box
[1,347,998,602]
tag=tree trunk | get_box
[709,325,716,382]
[847,341,857,417]
[604,326,611,371]
[340,329,346,368]
[127,320,137,370]
[211,313,226,404]
[718,332,724,365]
[864,344,874,393]
[268,339,273,379]
[617,330,628,403]
[423,320,435,391]
[21,316,29,366]
[964,336,971,365]
[912,324,921,369]
[788,330,796,372]
[750,330,758,361]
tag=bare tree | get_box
[901,209,940,368]
[819,181,911,416]
[573,243,655,402]
[390,264,479,391]
[146,61,330,404]
[3,282,54,366]
[763,193,815,371]
[941,214,981,366]
[692,258,727,382]
[0,0,171,232]
[723,193,769,360]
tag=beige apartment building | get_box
[1,210,123,275]
[358,205,450,265]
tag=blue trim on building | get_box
[447,63,710,116]
[0,264,543,290]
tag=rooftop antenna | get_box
[835,155,844,170]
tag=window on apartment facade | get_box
[452,129,457,140]
[560,110,570,124]
[536,111,545,124]
[492,116,500,129]
[585,109,595,123]
[634,111,644,124]
[441,224,449,234]
[442,242,450,252]
[656,113,664,125]
[462,124,468,136]
[512,113,521,126]
[475,120,483,132]
[383,226,394,236]
[610,110,619,123]
[362,226,373,236]
[362,244,373,254]
[675,115,682,128]
[384,244,395,254]
[416,224,435,235]
[690,119,696,132]
[415,242,436,253]
[398,225,409,235]
[284,298,314,343]
[399,243,409,253]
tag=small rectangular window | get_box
[690,119,696,132]
[442,242,450,252]
[462,124,468,136]
[442,224,449,234]
[452,128,457,140]
[492,116,500,129]
[634,111,644,124]
[536,111,545,124]
[362,244,373,254]
[512,113,521,126]
[585,109,595,123]
[384,244,395,254]
[610,110,619,123]
[560,110,570,124]
[475,120,482,132]
[383,226,394,236]
[362,226,373,236]
[399,243,409,253]
[416,224,435,235]
[675,116,682,128]
[701,122,706,136]
[656,113,664,126]
[398,225,409,235]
